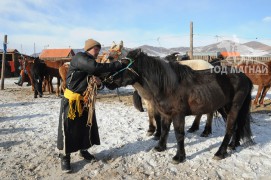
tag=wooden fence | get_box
[193,55,271,66]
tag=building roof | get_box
[0,49,20,53]
[39,49,74,59]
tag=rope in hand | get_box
[83,76,98,127]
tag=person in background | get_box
[14,57,24,86]
[57,38,125,173]
[14,57,31,86]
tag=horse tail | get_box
[236,80,254,145]
[132,90,144,112]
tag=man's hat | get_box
[84,39,101,51]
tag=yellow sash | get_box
[64,89,84,120]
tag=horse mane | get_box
[128,49,194,95]
[164,52,179,62]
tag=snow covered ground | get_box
[0,77,271,179]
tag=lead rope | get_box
[83,76,98,127]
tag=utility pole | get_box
[1,35,7,90]
[34,42,36,56]
[189,21,193,60]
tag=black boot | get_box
[60,154,71,173]
[79,150,96,161]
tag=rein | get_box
[83,76,98,127]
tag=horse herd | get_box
[102,49,271,163]
[20,41,125,98]
[18,42,271,163]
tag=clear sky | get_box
[1,0,271,55]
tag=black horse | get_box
[103,48,254,163]
[31,58,47,98]
[132,54,227,138]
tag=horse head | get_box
[103,49,142,90]
[97,41,127,63]
[107,40,127,61]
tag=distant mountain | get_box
[135,40,271,57]
[137,45,175,57]
[242,41,271,51]
[30,40,271,58]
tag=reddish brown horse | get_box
[237,61,271,106]
[18,57,36,91]
[43,60,69,96]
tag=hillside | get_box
[133,40,271,57]
[30,41,271,58]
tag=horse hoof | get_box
[146,131,154,136]
[152,136,160,141]
[187,128,198,133]
[200,132,211,137]
[171,159,180,164]
[213,152,228,160]
[154,145,166,152]
[213,156,223,160]
[172,155,186,164]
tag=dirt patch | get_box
[4,84,271,113]
[251,99,271,113]
[97,92,134,106]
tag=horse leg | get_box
[61,78,66,94]
[201,113,213,137]
[42,77,48,92]
[153,112,161,140]
[49,76,54,94]
[259,85,270,106]
[34,88,38,98]
[28,72,34,91]
[56,77,60,96]
[214,101,242,160]
[146,103,156,136]
[172,114,186,163]
[187,115,201,133]
[132,90,144,112]
[254,85,263,106]
[154,117,171,152]
[38,78,43,97]
[33,80,39,98]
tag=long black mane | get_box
[127,49,194,94]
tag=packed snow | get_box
[0,77,271,179]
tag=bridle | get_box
[103,57,139,84]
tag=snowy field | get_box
[0,77,271,179]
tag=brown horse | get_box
[17,57,34,88]
[43,60,70,96]
[237,61,271,106]
[59,41,127,92]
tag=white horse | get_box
[179,59,214,70]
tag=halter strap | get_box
[110,57,134,77]
[103,57,138,83]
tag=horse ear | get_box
[110,41,116,48]
[119,40,123,49]
[136,49,142,57]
